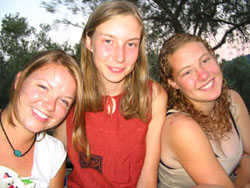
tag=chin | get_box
[208,92,222,101]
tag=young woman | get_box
[54,1,167,187]
[158,33,250,188]
[0,50,85,188]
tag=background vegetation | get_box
[0,0,250,112]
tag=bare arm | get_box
[136,82,168,188]
[163,113,235,188]
[230,90,250,188]
[48,160,66,188]
[230,90,250,155]
[191,185,226,188]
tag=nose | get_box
[196,67,210,82]
[113,45,125,63]
[44,96,56,112]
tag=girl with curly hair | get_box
[158,33,250,188]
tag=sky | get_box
[0,0,82,46]
[0,0,249,60]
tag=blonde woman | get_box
[0,50,85,187]
[54,1,167,187]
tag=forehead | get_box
[175,41,208,55]
[26,63,73,80]
[170,41,208,62]
[31,63,64,74]
[94,15,142,37]
[168,41,210,71]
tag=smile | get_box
[33,108,48,120]
[200,79,214,90]
[108,66,125,73]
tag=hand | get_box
[191,185,226,188]
[233,153,250,188]
[244,183,250,188]
[235,153,250,182]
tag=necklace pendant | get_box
[14,150,22,157]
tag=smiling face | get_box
[86,15,141,92]
[15,63,76,133]
[168,41,223,109]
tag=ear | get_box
[14,71,23,90]
[168,78,180,89]
[86,35,93,52]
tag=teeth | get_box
[33,108,48,119]
[111,67,122,71]
[201,80,213,90]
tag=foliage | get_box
[0,14,77,108]
[221,56,250,112]
[41,0,250,53]
[148,51,160,82]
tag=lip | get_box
[32,108,48,122]
[199,78,215,90]
[107,65,125,73]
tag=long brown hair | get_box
[81,0,150,119]
[159,33,232,139]
[72,1,152,155]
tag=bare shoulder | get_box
[228,89,249,120]
[151,80,168,102]
[163,112,207,146]
[165,112,202,132]
[228,89,245,110]
[228,89,242,102]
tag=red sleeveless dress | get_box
[66,93,150,188]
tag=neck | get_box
[0,109,36,157]
[102,81,125,97]
[193,101,216,115]
[1,109,35,144]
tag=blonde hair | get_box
[159,33,232,139]
[72,1,151,156]
[6,49,89,154]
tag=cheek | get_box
[125,49,139,65]
[94,43,112,61]
[208,63,222,75]
[177,77,196,91]
[55,105,69,120]
[19,87,41,103]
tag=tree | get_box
[0,14,76,108]
[41,0,250,53]
[221,56,250,112]
[41,0,250,110]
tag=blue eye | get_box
[182,70,191,77]
[201,55,213,64]
[38,85,47,90]
[105,39,112,44]
[61,99,69,107]
[202,59,209,64]
[128,43,135,47]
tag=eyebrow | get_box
[176,52,211,75]
[63,96,75,101]
[99,33,141,41]
[37,79,75,101]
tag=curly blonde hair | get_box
[159,33,232,140]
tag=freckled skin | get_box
[86,15,141,93]
[15,64,76,133]
[168,42,223,109]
